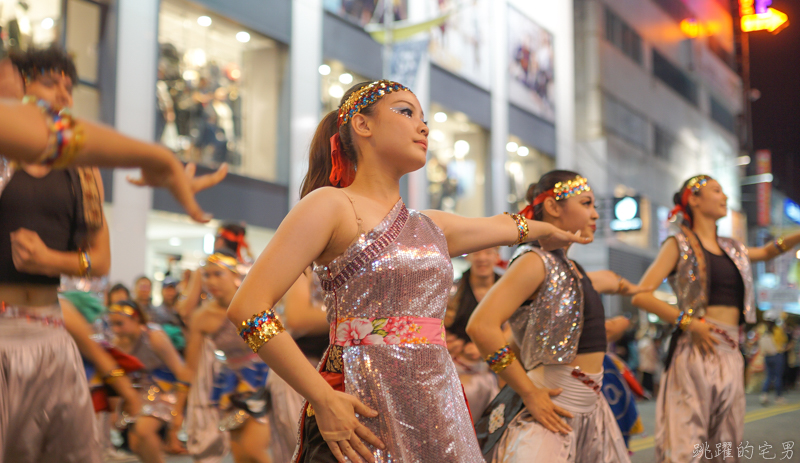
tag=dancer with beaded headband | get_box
[179,250,273,463]
[632,175,800,463]
[0,48,223,463]
[225,80,589,463]
[467,171,649,463]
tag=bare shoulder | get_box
[298,187,352,216]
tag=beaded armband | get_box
[239,309,286,353]
[774,237,789,253]
[23,96,85,168]
[504,212,529,246]
[485,344,517,374]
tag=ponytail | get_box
[299,81,382,198]
[300,110,339,198]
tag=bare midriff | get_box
[704,305,740,327]
[0,283,59,307]
[569,351,605,375]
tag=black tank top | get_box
[0,168,77,285]
[702,245,745,312]
[575,264,607,354]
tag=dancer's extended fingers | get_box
[349,433,377,462]
[191,163,228,193]
[167,177,212,222]
[355,424,385,450]
[339,440,365,463]
[126,174,146,186]
[553,404,574,420]
[326,441,347,463]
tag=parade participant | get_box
[226,80,589,463]
[108,300,192,462]
[446,247,502,418]
[468,171,647,463]
[632,175,800,462]
[0,56,226,223]
[182,250,272,463]
[0,47,223,463]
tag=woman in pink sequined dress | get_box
[226,80,589,463]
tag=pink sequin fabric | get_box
[314,199,483,462]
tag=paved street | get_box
[630,390,800,463]
[107,390,800,462]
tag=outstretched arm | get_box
[423,210,591,257]
[747,230,800,262]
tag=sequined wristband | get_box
[239,309,286,353]
[774,237,789,253]
[503,212,529,246]
[485,344,517,374]
[676,311,694,331]
[24,96,86,168]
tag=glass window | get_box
[427,103,488,217]
[319,60,369,116]
[158,0,288,182]
[65,0,102,121]
[506,135,555,212]
[0,0,61,53]
[604,7,643,66]
[145,210,274,305]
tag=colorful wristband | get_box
[504,212,529,246]
[239,309,286,353]
[485,344,517,374]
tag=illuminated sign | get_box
[740,0,788,33]
[611,196,643,232]
[680,19,700,38]
[785,199,800,225]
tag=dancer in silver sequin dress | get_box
[632,175,800,463]
[468,171,648,463]
[226,80,589,463]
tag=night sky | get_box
[749,0,800,203]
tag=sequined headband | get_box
[337,80,410,127]
[668,175,713,223]
[108,303,139,319]
[204,253,239,274]
[329,80,410,188]
[532,176,592,207]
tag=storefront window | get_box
[320,60,369,115]
[427,103,488,217]
[158,0,288,182]
[0,0,61,53]
[506,135,554,212]
[145,210,274,305]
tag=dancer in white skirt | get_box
[468,170,648,463]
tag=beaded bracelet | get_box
[102,368,126,385]
[503,212,529,246]
[239,309,286,353]
[675,311,694,331]
[485,344,517,374]
[774,237,789,253]
[23,96,85,169]
[78,250,92,277]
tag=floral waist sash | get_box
[332,316,446,347]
